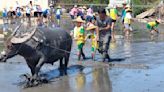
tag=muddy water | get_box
[0,21,164,92]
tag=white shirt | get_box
[87,8,93,16]
[56,9,61,15]
[125,13,132,19]
[26,7,31,14]
[33,6,37,12]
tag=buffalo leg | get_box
[32,52,45,82]
[64,53,70,75]
[59,58,64,76]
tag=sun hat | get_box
[126,5,131,8]
[57,5,61,9]
[72,16,85,23]
[86,23,97,31]
[126,8,132,12]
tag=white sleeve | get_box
[126,13,132,19]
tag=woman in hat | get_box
[55,5,62,26]
[124,8,133,37]
[72,16,86,61]
[146,19,161,35]
[86,23,98,60]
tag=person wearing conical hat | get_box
[55,5,62,27]
[124,8,133,37]
[86,23,98,60]
[72,16,86,61]
[146,19,161,35]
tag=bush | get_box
[133,0,147,17]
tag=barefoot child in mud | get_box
[72,16,86,61]
[146,19,161,35]
[86,23,98,61]
[55,5,62,27]
[124,8,133,37]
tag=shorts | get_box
[91,47,96,52]
[70,15,74,19]
[43,14,47,18]
[56,15,61,20]
[26,13,31,17]
[111,19,116,23]
[38,12,42,17]
[34,12,38,17]
[147,24,154,30]
[34,12,42,17]
[86,15,93,22]
[124,23,132,31]
[11,11,16,16]
[78,43,84,50]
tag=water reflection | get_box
[123,37,132,58]
[92,68,112,92]
[110,42,117,50]
[75,72,86,91]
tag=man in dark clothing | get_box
[96,8,112,62]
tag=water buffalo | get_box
[0,26,72,86]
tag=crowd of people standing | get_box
[2,1,62,27]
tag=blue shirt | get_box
[2,10,7,17]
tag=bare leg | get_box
[111,22,116,42]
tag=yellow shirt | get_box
[74,26,85,45]
[110,8,118,20]
[124,13,132,24]
[90,34,98,49]
[148,21,158,27]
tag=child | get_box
[124,8,133,37]
[109,5,118,42]
[72,16,86,61]
[56,5,62,27]
[2,8,8,24]
[2,8,8,35]
[147,19,161,35]
[26,5,31,23]
[86,23,98,60]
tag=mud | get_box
[0,19,164,92]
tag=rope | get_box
[43,42,78,56]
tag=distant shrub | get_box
[133,0,147,17]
